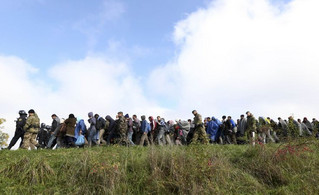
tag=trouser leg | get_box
[21,132,32,149]
[107,130,114,145]
[56,137,65,148]
[165,134,172,146]
[266,129,275,143]
[28,133,38,150]
[157,130,165,145]
[272,131,280,142]
[99,129,106,145]
[8,130,24,149]
[127,131,135,145]
[139,133,149,146]
[47,135,56,148]
[232,128,237,144]
[191,130,199,144]
[148,132,154,145]
[88,129,96,146]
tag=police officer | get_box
[21,109,40,150]
[7,110,27,150]
[37,123,50,148]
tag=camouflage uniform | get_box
[21,113,40,149]
[191,113,209,144]
[288,118,299,138]
[116,116,128,145]
[246,115,257,143]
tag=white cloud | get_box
[0,55,167,149]
[150,0,319,120]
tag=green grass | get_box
[0,139,318,194]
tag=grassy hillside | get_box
[0,139,318,194]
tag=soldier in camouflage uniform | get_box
[191,110,209,144]
[21,109,40,150]
[116,112,128,145]
[246,111,257,144]
[288,116,299,138]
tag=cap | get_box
[28,109,35,114]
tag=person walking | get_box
[7,110,27,150]
[21,109,40,150]
[191,110,209,144]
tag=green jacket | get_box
[24,113,40,133]
[193,114,203,126]
[117,116,128,134]
[247,115,257,132]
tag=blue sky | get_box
[0,0,209,75]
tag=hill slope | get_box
[0,140,318,194]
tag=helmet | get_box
[41,123,46,128]
[19,110,27,115]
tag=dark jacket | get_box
[237,118,247,136]
[16,115,27,132]
[106,115,115,133]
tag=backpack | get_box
[96,117,106,130]
[179,121,190,132]
[60,123,67,133]
[57,123,67,137]
[164,123,170,133]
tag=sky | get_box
[1,0,319,145]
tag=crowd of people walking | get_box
[5,109,319,150]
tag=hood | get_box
[88,112,93,118]
[105,115,114,122]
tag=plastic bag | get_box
[75,135,85,146]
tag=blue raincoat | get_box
[75,119,87,139]
[207,117,220,142]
